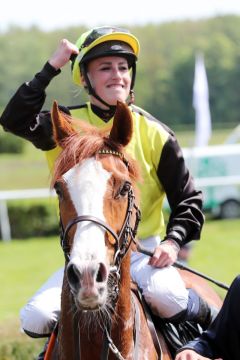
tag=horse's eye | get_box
[119,181,131,197]
[54,182,63,200]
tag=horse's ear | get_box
[109,101,133,147]
[51,100,76,146]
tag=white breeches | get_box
[20,236,188,336]
[20,268,63,336]
[130,236,188,318]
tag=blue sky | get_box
[1,0,240,31]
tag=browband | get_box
[98,149,129,168]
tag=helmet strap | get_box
[129,90,135,105]
[81,64,116,111]
[128,62,136,105]
[130,62,136,91]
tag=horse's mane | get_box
[51,116,140,186]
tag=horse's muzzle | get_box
[67,261,108,309]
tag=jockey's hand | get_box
[148,239,179,268]
[175,349,222,360]
[48,39,79,70]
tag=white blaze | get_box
[63,158,111,265]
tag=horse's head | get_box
[51,101,140,312]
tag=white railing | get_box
[0,188,56,242]
[1,175,240,241]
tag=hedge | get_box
[2,199,59,239]
[0,339,44,360]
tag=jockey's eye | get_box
[119,181,131,197]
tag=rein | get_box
[137,245,230,291]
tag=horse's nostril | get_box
[96,262,107,283]
[67,263,81,291]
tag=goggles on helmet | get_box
[80,26,132,50]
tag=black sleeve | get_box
[158,133,204,246]
[0,62,63,150]
[176,275,240,360]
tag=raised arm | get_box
[0,39,78,150]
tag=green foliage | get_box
[0,339,44,360]
[5,199,58,239]
[131,17,240,127]
[0,129,25,154]
[1,17,240,129]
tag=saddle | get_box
[155,316,202,358]
[131,283,202,359]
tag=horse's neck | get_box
[111,252,134,356]
[58,276,76,357]
[114,251,132,317]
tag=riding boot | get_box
[37,337,50,360]
[168,289,218,330]
[183,289,218,330]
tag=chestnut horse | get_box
[47,101,222,360]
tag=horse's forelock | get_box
[51,133,104,185]
[51,119,140,187]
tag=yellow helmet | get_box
[71,26,140,86]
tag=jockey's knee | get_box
[20,303,59,337]
[143,276,188,319]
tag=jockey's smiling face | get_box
[83,56,131,108]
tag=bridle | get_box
[58,149,141,359]
[60,183,141,267]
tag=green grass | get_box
[0,219,239,358]
[0,143,50,190]
[174,128,232,148]
[1,219,239,325]
[0,237,63,358]
[0,322,45,360]
[189,218,239,298]
[0,237,63,323]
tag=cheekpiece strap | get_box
[98,149,129,168]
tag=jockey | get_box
[0,26,215,358]
[176,275,240,360]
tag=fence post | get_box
[0,200,11,242]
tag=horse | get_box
[47,101,222,360]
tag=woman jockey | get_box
[0,26,214,358]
